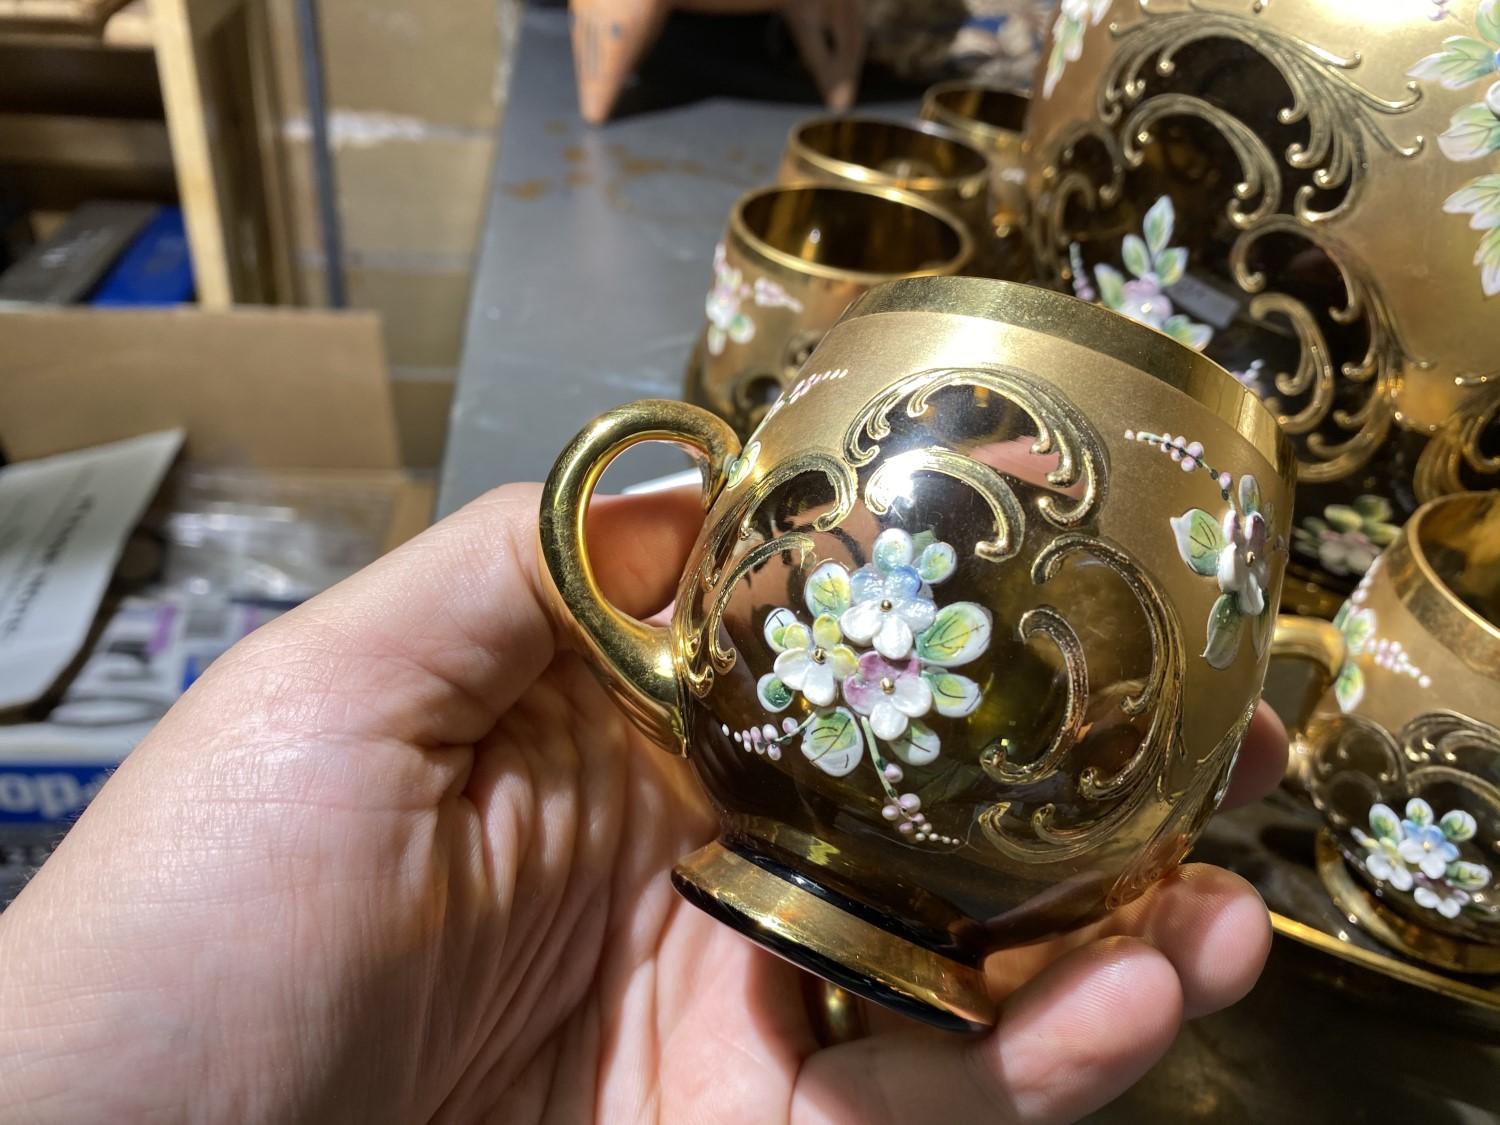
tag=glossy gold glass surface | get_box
[919,81,1031,220]
[779,117,998,271]
[685,182,972,439]
[543,277,1295,1030]
[1301,492,1500,965]
[1022,0,1500,609]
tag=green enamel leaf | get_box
[1406,798,1435,827]
[1156,246,1187,287]
[1407,37,1499,89]
[1441,808,1478,843]
[1163,315,1212,351]
[1170,509,1226,576]
[1333,600,1350,630]
[804,561,851,618]
[1238,475,1262,517]
[1251,603,1273,657]
[1143,195,1175,255]
[1341,608,1374,655]
[917,542,957,584]
[1351,493,1392,521]
[1203,593,1244,670]
[1334,661,1364,712]
[1438,103,1500,163]
[1324,504,1363,532]
[872,528,914,573]
[1446,860,1492,891]
[916,602,993,667]
[1095,262,1126,309]
[1479,0,1500,47]
[924,670,981,718]
[1369,803,1401,844]
[1479,226,1500,297]
[889,720,941,766]
[757,673,794,713]
[1122,233,1152,280]
[911,529,937,555]
[726,440,760,488]
[763,606,801,652]
[801,707,863,777]
[1446,174,1500,229]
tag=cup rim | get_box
[1400,491,1500,652]
[838,276,1296,477]
[784,115,992,196]
[728,181,974,284]
[920,81,1029,148]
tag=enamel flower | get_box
[1217,506,1271,617]
[1088,197,1214,351]
[1357,803,1418,891]
[1044,0,1113,98]
[703,242,804,355]
[843,653,933,740]
[1408,0,1500,296]
[1292,495,1399,577]
[1330,598,1375,713]
[738,526,989,846]
[840,530,941,659]
[1354,798,1492,918]
[761,611,857,708]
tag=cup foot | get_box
[1316,831,1500,975]
[671,839,995,1033]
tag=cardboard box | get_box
[0,306,434,834]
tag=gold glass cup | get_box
[686,182,972,439]
[919,81,1030,227]
[544,277,1295,1031]
[779,116,997,269]
[1283,492,1500,973]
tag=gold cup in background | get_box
[1280,492,1500,973]
[919,81,1030,233]
[685,182,971,438]
[779,116,998,270]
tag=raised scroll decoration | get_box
[1031,0,1427,484]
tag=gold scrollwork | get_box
[1032,0,1431,487]
[1227,216,1403,482]
[977,531,1189,861]
[1104,3,1423,222]
[1413,383,1500,502]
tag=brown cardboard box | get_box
[0,305,434,552]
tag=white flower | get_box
[770,614,856,708]
[842,653,933,740]
[1414,880,1472,919]
[840,562,938,660]
[1217,508,1270,616]
[1357,827,1416,891]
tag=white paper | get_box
[0,430,184,711]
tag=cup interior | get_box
[1412,492,1500,635]
[793,119,990,186]
[737,185,967,275]
[930,85,1029,135]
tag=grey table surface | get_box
[438,5,914,514]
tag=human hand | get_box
[0,484,1286,1123]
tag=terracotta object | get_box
[569,0,867,124]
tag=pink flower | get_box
[842,652,932,740]
[1120,279,1173,328]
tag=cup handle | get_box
[538,399,740,755]
[1265,615,1346,788]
